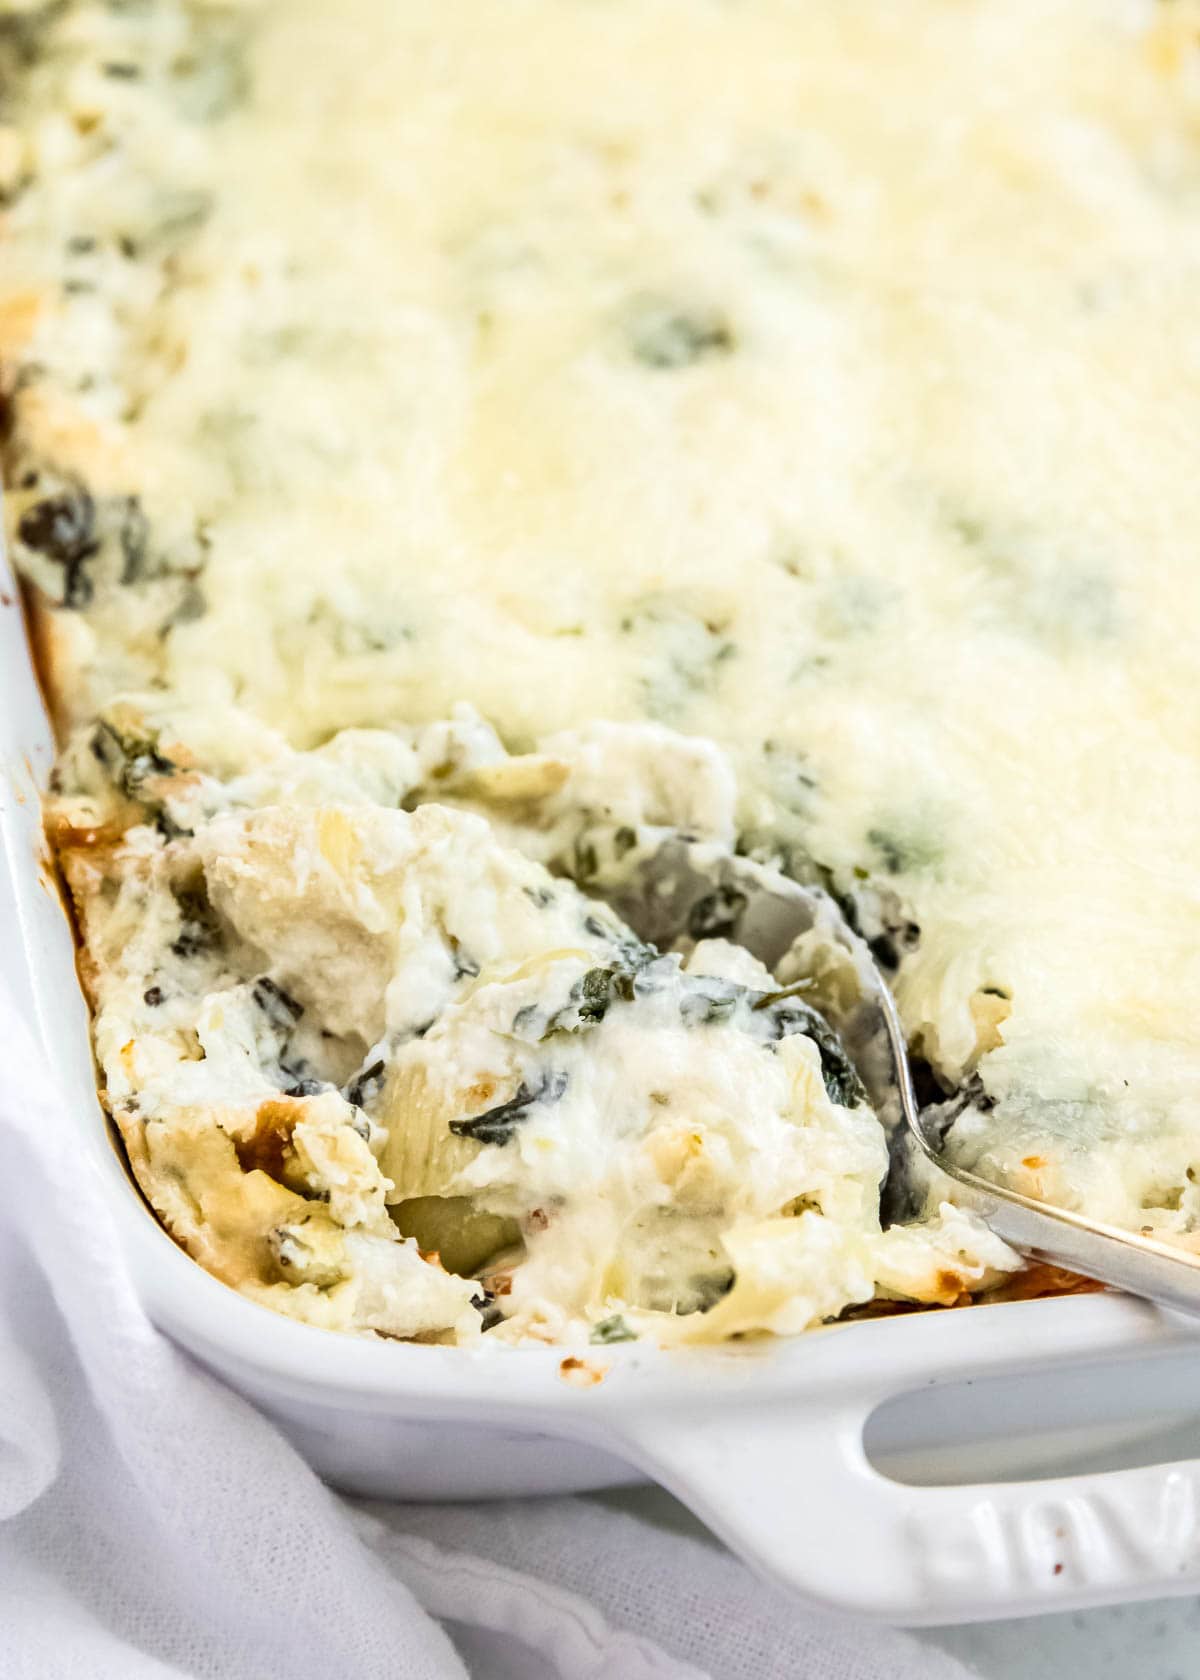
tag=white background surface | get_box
[930,1598,1200,1680]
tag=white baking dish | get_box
[6,565,1200,1627]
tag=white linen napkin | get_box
[0,987,976,1680]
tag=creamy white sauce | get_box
[51,708,1016,1340]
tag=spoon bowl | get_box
[590,829,1200,1319]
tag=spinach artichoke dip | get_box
[2,0,1198,1347]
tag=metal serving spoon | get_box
[592,830,1200,1318]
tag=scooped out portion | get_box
[51,699,1018,1345]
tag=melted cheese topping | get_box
[5,1,1200,1320]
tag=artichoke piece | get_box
[390,1195,521,1277]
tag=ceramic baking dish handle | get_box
[615,1394,1200,1623]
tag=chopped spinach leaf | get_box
[169,929,207,960]
[865,828,906,875]
[591,1314,637,1344]
[450,1070,569,1147]
[510,1003,543,1037]
[17,486,98,607]
[751,986,866,1107]
[920,1072,997,1146]
[344,1057,386,1111]
[252,975,304,1027]
[544,964,638,1036]
[628,300,736,369]
[283,1077,326,1099]
[620,597,737,720]
[90,716,180,806]
[686,885,748,942]
[867,933,901,972]
[450,941,480,981]
[866,824,943,878]
[760,739,819,820]
[471,1291,506,1333]
[168,883,221,960]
